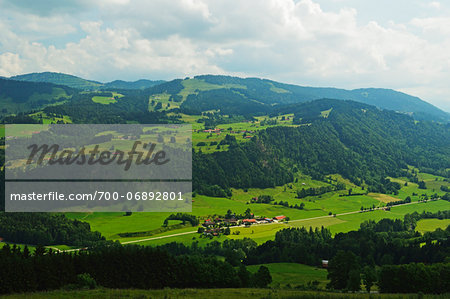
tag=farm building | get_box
[202,220,215,227]
[273,215,286,221]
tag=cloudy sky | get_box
[0,0,449,111]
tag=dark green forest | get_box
[0,213,105,246]
[192,100,450,196]
[0,242,271,294]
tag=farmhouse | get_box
[224,219,238,225]
[203,128,222,133]
[273,215,286,221]
[242,219,257,224]
[202,220,215,227]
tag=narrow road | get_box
[122,230,197,244]
[117,199,424,244]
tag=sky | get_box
[0,0,449,112]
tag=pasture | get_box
[65,169,450,247]
[246,263,328,288]
[92,92,123,104]
[416,218,450,234]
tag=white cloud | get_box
[429,1,441,9]
[0,52,22,76]
[411,17,450,35]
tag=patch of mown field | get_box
[289,216,346,230]
[246,263,328,288]
[92,96,116,104]
[178,78,246,101]
[29,111,72,124]
[416,218,450,234]
[3,288,447,299]
[92,92,123,104]
[65,212,173,240]
[228,223,289,244]
[367,193,399,203]
[327,200,450,234]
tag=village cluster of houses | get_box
[241,215,287,224]
[202,215,287,228]
[199,215,287,237]
[197,128,255,138]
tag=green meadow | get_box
[416,218,450,234]
[92,92,123,104]
[246,263,328,288]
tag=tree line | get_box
[0,213,104,246]
[0,242,271,294]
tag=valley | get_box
[0,73,449,295]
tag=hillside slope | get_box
[191,75,449,122]
[11,72,102,90]
[7,72,449,122]
[0,78,74,118]
[11,72,165,91]
[193,99,450,195]
[103,79,165,90]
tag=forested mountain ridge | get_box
[8,72,448,122]
[10,72,102,90]
[193,99,450,196]
[10,72,165,90]
[0,78,75,117]
[189,75,449,122]
[103,79,165,90]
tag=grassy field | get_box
[92,92,123,104]
[67,199,449,247]
[64,167,450,247]
[416,218,450,234]
[2,288,447,299]
[29,111,72,124]
[246,263,328,288]
[191,114,301,153]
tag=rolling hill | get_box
[10,72,165,90]
[193,99,450,196]
[9,72,449,122]
[103,79,165,90]
[10,72,102,90]
[0,78,74,118]
[175,75,449,122]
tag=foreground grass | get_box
[2,288,448,299]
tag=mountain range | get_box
[10,72,164,91]
[1,72,449,123]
